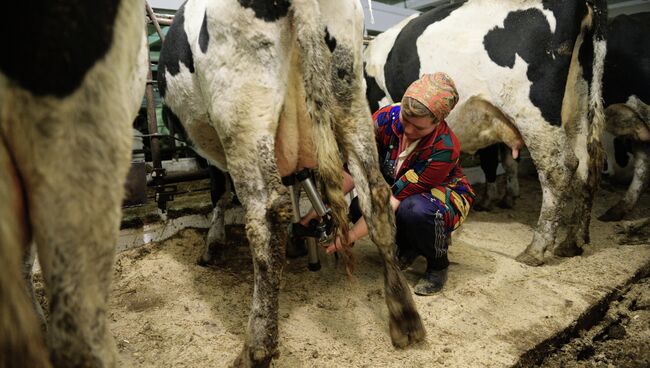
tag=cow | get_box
[439,10,650,221]
[446,11,650,220]
[363,0,608,266]
[0,0,147,366]
[158,0,425,366]
[597,11,650,221]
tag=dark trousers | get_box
[349,195,449,271]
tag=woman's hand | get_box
[325,234,353,255]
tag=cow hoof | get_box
[232,346,273,368]
[498,195,516,209]
[598,205,627,222]
[515,251,544,266]
[553,241,584,258]
[196,254,212,267]
[196,241,225,267]
[615,218,650,244]
[389,313,426,348]
[474,200,495,212]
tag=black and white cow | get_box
[158,0,425,366]
[598,11,650,221]
[0,1,146,366]
[364,0,608,266]
[469,11,650,221]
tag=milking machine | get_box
[282,168,336,272]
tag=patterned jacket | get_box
[373,104,472,202]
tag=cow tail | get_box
[586,0,608,146]
[291,0,351,258]
[584,0,608,192]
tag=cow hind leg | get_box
[225,135,291,368]
[498,143,519,209]
[553,198,587,258]
[552,184,586,258]
[599,142,650,222]
[474,145,499,211]
[516,172,567,266]
[599,102,650,221]
[555,133,605,257]
[26,109,131,367]
[11,50,140,363]
[199,172,231,266]
[342,101,425,347]
[0,135,51,368]
[347,154,426,347]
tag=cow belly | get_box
[449,96,524,155]
[185,116,228,171]
[274,56,316,178]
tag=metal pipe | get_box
[146,169,210,186]
[145,1,165,43]
[145,79,162,175]
[144,37,162,175]
[152,12,174,20]
[132,146,193,155]
[168,111,177,158]
[306,238,321,271]
[300,177,329,217]
[153,18,173,26]
[405,0,455,11]
[150,13,174,26]
[289,185,302,223]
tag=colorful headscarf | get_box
[403,72,459,123]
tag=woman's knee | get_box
[396,195,435,228]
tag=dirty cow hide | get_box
[158,0,425,366]
[364,0,608,265]
[0,0,147,366]
[598,12,650,221]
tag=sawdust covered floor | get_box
[105,176,649,367]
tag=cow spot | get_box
[483,8,573,126]
[483,9,552,69]
[364,69,385,113]
[199,11,209,53]
[162,3,194,75]
[158,2,195,98]
[384,2,462,102]
[324,27,337,53]
[238,0,290,22]
[0,1,119,97]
